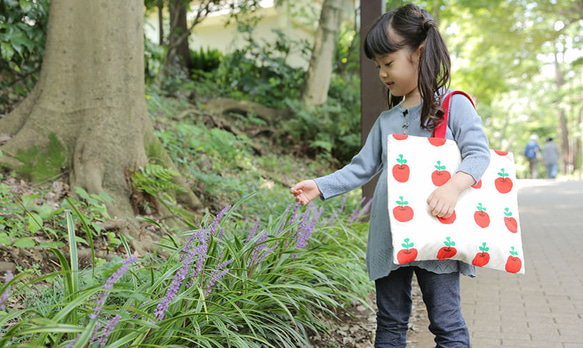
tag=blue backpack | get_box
[524,142,538,159]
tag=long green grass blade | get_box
[65,209,79,325]
[66,198,96,275]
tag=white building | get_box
[144,0,355,69]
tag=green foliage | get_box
[0,198,372,347]
[191,46,223,75]
[0,184,112,254]
[334,24,360,76]
[130,162,187,215]
[144,33,166,86]
[280,73,361,165]
[131,163,186,198]
[201,28,308,109]
[0,0,49,112]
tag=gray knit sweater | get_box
[314,93,491,281]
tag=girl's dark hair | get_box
[364,3,451,130]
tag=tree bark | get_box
[360,0,385,202]
[301,0,344,109]
[0,0,202,252]
[158,1,165,45]
[167,0,193,70]
[554,48,570,174]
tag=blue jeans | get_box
[545,163,558,179]
[374,267,470,347]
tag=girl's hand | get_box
[290,180,320,206]
[427,172,475,218]
[427,184,460,218]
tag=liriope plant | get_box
[0,194,371,347]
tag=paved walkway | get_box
[412,179,583,348]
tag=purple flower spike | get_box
[278,203,293,234]
[0,271,14,311]
[65,333,81,348]
[295,207,323,250]
[339,194,347,213]
[247,219,260,243]
[349,198,372,224]
[91,256,138,320]
[205,259,233,296]
[98,314,121,347]
[210,205,231,236]
[288,202,302,226]
[155,240,202,321]
[349,197,367,224]
[249,232,269,266]
[256,241,278,264]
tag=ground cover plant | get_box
[0,192,372,347]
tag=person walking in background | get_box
[524,134,541,179]
[542,137,559,179]
[290,4,491,347]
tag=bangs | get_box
[364,14,402,59]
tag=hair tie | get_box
[423,19,435,32]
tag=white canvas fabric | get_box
[387,134,525,274]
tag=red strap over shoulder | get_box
[433,90,475,139]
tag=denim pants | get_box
[545,163,558,179]
[374,267,470,348]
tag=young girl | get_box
[291,4,490,347]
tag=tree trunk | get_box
[301,0,344,109]
[0,0,202,252]
[554,49,570,174]
[167,0,193,71]
[158,1,165,45]
[360,0,385,202]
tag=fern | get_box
[131,163,186,198]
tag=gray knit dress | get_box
[314,93,491,281]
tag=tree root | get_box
[205,97,293,122]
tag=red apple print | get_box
[474,203,490,228]
[431,161,451,186]
[428,137,447,146]
[397,238,418,264]
[393,196,414,222]
[437,237,457,260]
[393,134,408,140]
[392,154,410,183]
[504,208,518,233]
[495,168,513,194]
[472,242,490,267]
[505,246,522,273]
[471,180,482,189]
[437,210,456,224]
[494,150,508,156]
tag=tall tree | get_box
[438,0,582,174]
[167,0,193,70]
[0,0,201,251]
[301,0,345,109]
[161,0,260,76]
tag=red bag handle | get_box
[433,90,475,138]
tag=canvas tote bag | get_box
[387,91,525,274]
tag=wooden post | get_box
[359,0,386,201]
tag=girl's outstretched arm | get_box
[290,180,321,206]
[426,171,475,218]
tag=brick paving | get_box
[412,179,583,347]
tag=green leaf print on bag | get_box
[392,154,410,182]
[437,236,457,260]
[431,160,451,186]
[472,242,490,267]
[397,238,418,264]
[393,196,414,222]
